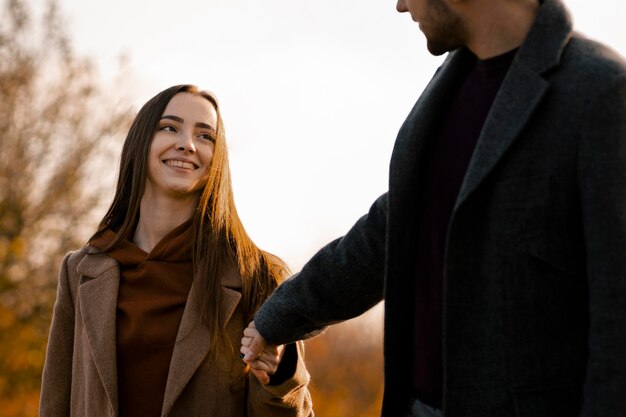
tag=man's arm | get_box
[578,73,626,415]
[254,192,388,346]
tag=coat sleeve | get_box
[39,252,76,417]
[254,192,388,344]
[246,341,313,417]
[578,74,626,415]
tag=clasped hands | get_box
[240,321,280,385]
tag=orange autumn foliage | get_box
[0,0,132,414]
[305,305,384,417]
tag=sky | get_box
[57,0,626,274]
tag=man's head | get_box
[396,0,469,56]
[396,0,541,59]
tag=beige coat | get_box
[39,246,313,417]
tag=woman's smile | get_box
[163,158,198,170]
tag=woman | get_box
[39,85,313,417]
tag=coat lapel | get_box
[161,266,242,417]
[454,64,549,207]
[454,0,573,209]
[76,249,120,415]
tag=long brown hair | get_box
[91,84,289,353]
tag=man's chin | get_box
[426,39,458,56]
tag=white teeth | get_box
[165,160,195,170]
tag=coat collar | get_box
[76,246,242,417]
[454,0,573,209]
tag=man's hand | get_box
[240,321,283,384]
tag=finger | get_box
[241,336,252,347]
[241,345,262,363]
[241,347,270,361]
[249,357,278,377]
[250,367,270,385]
[263,344,285,364]
[248,350,281,375]
[248,320,256,329]
[248,354,272,373]
[276,344,285,358]
[240,345,251,359]
[243,333,267,362]
[256,360,277,376]
[243,327,259,338]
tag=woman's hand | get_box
[241,321,284,384]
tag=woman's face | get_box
[146,92,217,199]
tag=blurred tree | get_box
[305,305,385,417]
[0,0,133,414]
[0,1,385,416]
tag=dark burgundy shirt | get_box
[412,49,517,408]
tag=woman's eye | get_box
[161,125,177,133]
[198,133,215,142]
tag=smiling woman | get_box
[146,93,217,201]
[38,85,313,417]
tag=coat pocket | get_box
[511,382,583,417]
[523,230,586,277]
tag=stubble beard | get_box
[424,0,468,56]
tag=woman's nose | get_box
[176,131,196,153]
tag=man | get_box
[241,0,626,415]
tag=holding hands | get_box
[241,321,282,384]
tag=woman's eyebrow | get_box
[161,115,184,123]
[160,115,215,131]
[195,122,215,131]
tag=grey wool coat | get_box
[39,246,313,417]
[254,0,626,416]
